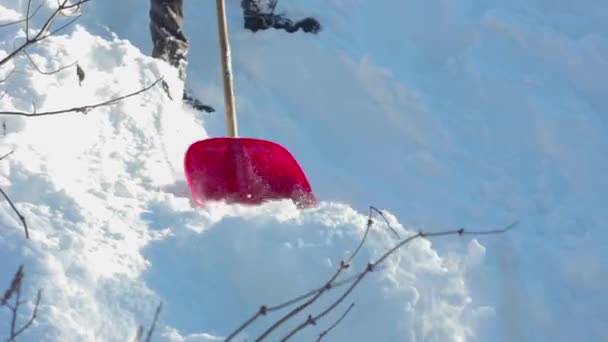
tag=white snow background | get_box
[1,0,607,341]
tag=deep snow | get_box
[1,0,607,341]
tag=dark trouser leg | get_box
[150,0,188,81]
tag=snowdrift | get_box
[0,6,486,341]
[2,1,607,341]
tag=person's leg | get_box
[150,0,214,112]
[150,0,188,81]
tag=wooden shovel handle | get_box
[216,0,238,137]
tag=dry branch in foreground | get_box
[0,186,28,239]
[134,303,163,342]
[0,150,28,239]
[0,0,91,69]
[0,78,163,117]
[2,266,42,342]
[316,302,354,342]
[225,207,517,341]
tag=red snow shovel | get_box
[184,0,317,208]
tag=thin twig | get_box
[36,0,70,38]
[373,222,518,267]
[0,0,90,68]
[2,266,42,342]
[282,222,518,340]
[0,186,28,239]
[25,0,33,40]
[144,303,162,342]
[0,19,28,29]
[0,1,44,29]
[0,68,16,84]
[225,307,266,342]
[23,49,76,75]
[227,203,516,342]
[11,289,42,340]
[316,303,354,341]
[369,206,400,238]
[255,211,400,340]
[46,16,80,37]
[282,272,366,341]
[61,0,92,10]
[275,222,518,323]
[0,78,163,117]
[243,207,400,342]
[229,205,393,339]
[348,215,374,265]
[8,281,21,341]
[227,207,411,341]
[0,150,14,161]
[254,263,349,342]
[351,206,402,264]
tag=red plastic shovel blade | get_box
[184,137,317,208]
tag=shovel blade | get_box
[184,137,317,208]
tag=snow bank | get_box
[2,0,607,341]
[0,4,490,341]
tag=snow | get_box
[1,1,607,341]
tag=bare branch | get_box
[0,68,16,84]
[227,201,516,341]
[2,266,42,341]
[11,289,41,340]
[144,303,162,342]
[282,269,366,341]
[0,78,163,117]
[0,19,27,29]
[9,278,21,340]
[26,0,34,41]
[316,303,354,341]
[282,222,518,340]
[226,206,410,341]
[0,186,29,239]
[373,222,518,267]
[46,15,80,37]
[0,0,90,68]
[0,147,26,241]
[61,0,91,11]
[254,262,348,342]
[23,49,76,75]
[226,206,408,341]
[36,1,70,40]
[369,206,401,238]
[0,150,15,160]
[0,146,27,240]
[224,307,266,342]
[133,302,162,342]
[0,1,44,29]
[230,206,406,341]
